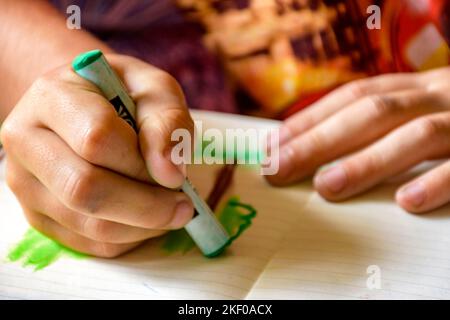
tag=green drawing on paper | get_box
[7,228,86,271]
[162,196,256,257]
[194,139,264,165]
[161,228,195,254]
[218,197,256,242]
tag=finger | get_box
[111,55,194,188]
[420,67,450,91]
[281,73,424,143]
[6,127,194,229]
[138,105,193,189]
[6,158,166,243]
[267,89,450,186]
[23,208,141,258]
[29,68,149,182]
[313,113,450,201]
[396,160,450,213]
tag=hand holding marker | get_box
[72,50,230,257]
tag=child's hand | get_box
[0,54,195,257]
[267,67,450,213]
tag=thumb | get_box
[138,106,194,189]
[109,55,194,189]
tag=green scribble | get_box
[218,197,257,242]
[7,228,86,271]
[161,229,195,254]
[162,197,256,257]
[194,139,265,164]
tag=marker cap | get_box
[72,49,103,71]
[182,179,230,258]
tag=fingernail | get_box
[317,166,347,193]
[170,200,194,229]
[398,183,426,207]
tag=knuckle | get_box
[346,149,383,178]
[29,67,74,99]
[361,151,383,175]
[413,117,443,141]
[62,167,100,213]
[307,129,327,158]
[31,73,59,93]
[0,121,18,150]
[345,80,370,98]
[83,218,116,243]
[79,120,112,162]
[366,94,393,118]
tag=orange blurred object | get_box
[177,0,449,119]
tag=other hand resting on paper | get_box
[267,67,450,214]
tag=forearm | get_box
[0,0,113,122]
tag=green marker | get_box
[72,50,230,257]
